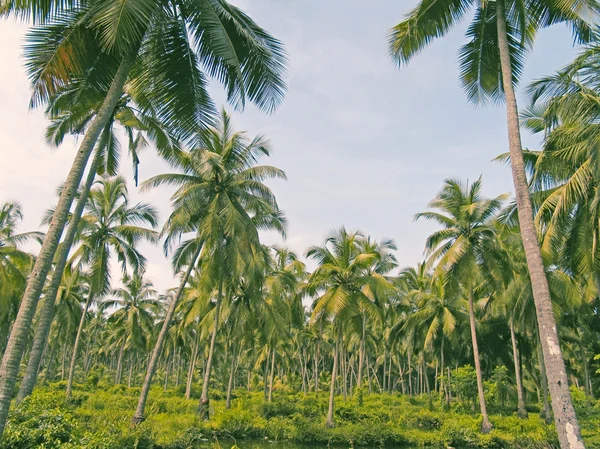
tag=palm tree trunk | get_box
[66,292,94,399]
[510,318,528,418]
[0,45,140,441]
[115,344,125,385]
[326,328,340,428]
[467,291,492,433]
[263,349,270,400]
[408,352,413,396]
[128,355,134,388]
[18,149,103,403]
[268,348,275,402]
[537,330,552,423]
[132,244,202,424]
[358,319,365,388]
[496,1,585,447]
[226,344,237,409]
[314,343,319,393]
[185,332,200,400]
[197,280,223,419]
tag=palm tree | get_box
[416,178,506,432]
[389,0,597,445]
[65,175,158,398]
[133,109,287,423]
[0,0,287,436]
[306,228,394,426]
[0,202,43,353]
[103,272,159,384]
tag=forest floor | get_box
[1,382,599,448]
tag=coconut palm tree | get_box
[133,109,287,423]
[306,228,394,427]
[0,202,43,354]
[416,178,506,432]
[65,175,158,398]
[102,272,159,384]
[0,0,286,436]
[389,0,597,445]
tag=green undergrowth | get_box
[2,383,599,449]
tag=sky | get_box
[0,1,581,293]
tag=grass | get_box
[2,381,599,448]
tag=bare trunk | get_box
[468,292,492,433]
[0,45,140,440]
[128,355,134,388]
[496,1,585,447]
[537,330,552,423]
[326,329,340,427]
[226,345,237,409]
[358,319,365,388]
[66,292,94,399]
[314,343,319,393]
[132,244,201,424]
[185,332,200,400]
[197,280,223,420]
[511,319,528,418]
[268,348,276,402]
[18,148,102,403]
[115,344,125,385]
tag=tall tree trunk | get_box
[226,344,237,409]
[0,45,140,440]
[66,292,94,399]
[423,356,432,409]
[408,352,413,396]
[358,319,365,388]
[132,244,202,424]
[537,330,552,423]
[164,355,170,391]
[579,342,593,400]
[197,280,223,419]
[115,344,125,385]
[326,329,340,428]
[18,148,103,403]
[263,349,270,400]
[268,348,276,403]
[314,343,319,393]
[468,291,492,433]
[185,332,200,400]
[128,355,134,388]
[496,1,585,447]
[511,319,528,418]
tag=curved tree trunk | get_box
[17,147,103,404]
[468,292,492,433]
[66,293,94,398]
[197,280,223,420]
[0,45,139,441]
[326,328,340,428]
[115,344,125,385]
[132,244,202,424]
[510,318,528,418]
[496,1,586,447]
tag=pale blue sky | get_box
[0,1,580,291]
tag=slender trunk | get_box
[358,320,365,388]
[388,354,392,393]
[226,344,237,409]
[268,348,275,402]
[44,343,57,384]
[579,342,593,400]
[18,149,102,403]
[164,355,170,391]
[468,291,492,433]
[66,292,94,399]
[423,356,432,409]
[115,344,125,385]
[263,349,270,400]
[128,355,134,388]
[314,343,319,393]
[383,348,388,392]
[185,332,200,400]
[537,330,552,423]
[132,244,202,424]
[511,319,528,418]
[496,1,585,447]
[408,353,413,396]
[0,44,140,440]
[326,328,340,427]
[197,280,223,419]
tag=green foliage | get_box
[451,365,478,405]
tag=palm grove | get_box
[0,0,599,448]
